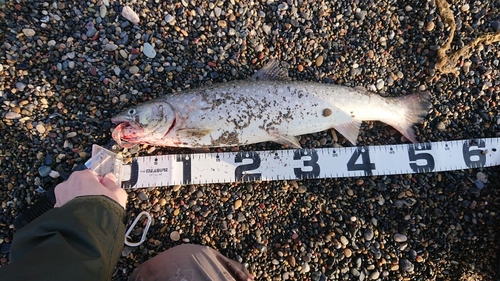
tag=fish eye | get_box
[128,109,137,115]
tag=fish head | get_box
[111,101,176,147]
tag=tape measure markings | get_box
[119,138,500,188]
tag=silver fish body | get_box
[111,61,431,148]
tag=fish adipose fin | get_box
[175,128,213,138]
[251,60,291,81]
[333,120,362,144]
[383,91,432,143]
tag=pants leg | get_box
[129,244,253,281]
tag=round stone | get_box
[38,166,51,177]
[344,248,352,258]
[323,108,332,117]
[364,229,374,241]
[394,233,407,242]
[170,231,180,241]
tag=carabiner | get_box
[124,211,152,247]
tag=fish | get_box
[111,60,431,148]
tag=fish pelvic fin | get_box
[384,91,432,143]
[333,120,362,145]
[251,59,291,81]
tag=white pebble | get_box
[164,14,175,23]
[36,124,46,133]
[300,263,310,273]
[114,66,121,76]
[262,24,272,35]
[122,6,140,25]
[22,28,36,37]
[143,43,156,58]
[49,170,60,178]
[376,79,385,90]
[394,233,407,242]
[100,5,107,18]
[5,112,21,119]
[104,43,118,51]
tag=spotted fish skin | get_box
[111,61,431,148]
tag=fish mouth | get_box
[111,118,177,148]
[111,122,136,148]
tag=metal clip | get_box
[124,211,152,247]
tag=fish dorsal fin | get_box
[251,60,290,81]
[333,121,362,145]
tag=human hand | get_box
[54,170,127,209]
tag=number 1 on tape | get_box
[119,138,500,188]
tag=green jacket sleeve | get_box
[0,195,126,281]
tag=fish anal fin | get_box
[251,59,290,81]
[271,133,302,148]
[333,121,362,145]
[176,128,213,138]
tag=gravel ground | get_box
[1,0,500,280]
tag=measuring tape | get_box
[115,138,500,188]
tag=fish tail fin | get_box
[383,91,432,143]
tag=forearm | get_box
[0,196,126,281]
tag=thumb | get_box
[100,173,119,189]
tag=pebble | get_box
[129,66,139,75]
[5,112,21,119]
[394,233,407,242]
[38,166,51,177]
[426,21,435,31]
[369,270,380,280]
[104,43,118,51]
[315,55,324,67]
[15,82,26,91]
[138,192,148,201]
[436,121,446,131]
[344,248,352,258]
[400,259,414,272]
[22,28,35,37]
[170,231,180,241]
[164,14,175,23]
[100,5,107,18]
[492,20,500,32]
[234,199,242,210]
[143,43,156,58]
[122,6,139,24]
[375,79,384,90]
[364,228,374,241]
[35,124,46,133]
[300,263,310,273]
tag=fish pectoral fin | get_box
[333,121,362,144]
[251,59,291,81]
[273,134,302,149]
[176,128,213,138]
